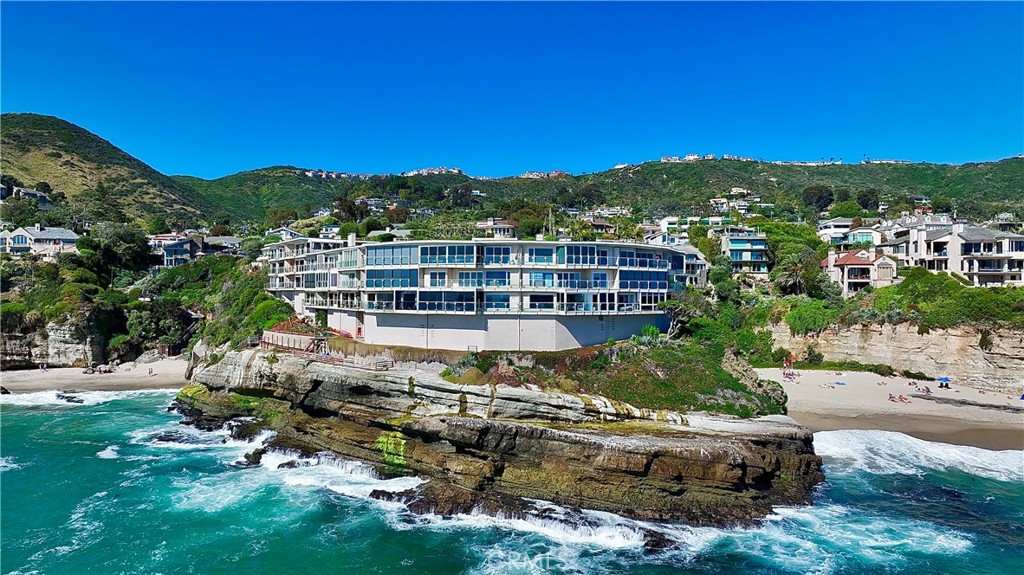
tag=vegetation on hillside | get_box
[0,113,211,220]
[3,113,1022,226]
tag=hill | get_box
[0,113,212,219]
[2,112,1021,223]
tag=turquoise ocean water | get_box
[2,389,1022,575]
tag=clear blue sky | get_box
[2,2,1022,179]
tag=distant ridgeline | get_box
[2,113,1022,223]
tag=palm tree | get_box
[773,248,820,295]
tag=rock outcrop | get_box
[182,350,824,527]
[766,323,1024,389]
[0,321,104,369]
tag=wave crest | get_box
[814,430,1024,482]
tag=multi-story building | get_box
[822,249,899,298]
[817,217,854,245]
[908,224,1024,286]
[263,237,708,351]
[717,227,769,276]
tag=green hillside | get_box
[0,113,212,219]
[2,112,1021,224]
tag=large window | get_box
[527,247,554,264]
[527,294,555,310]
[420,244,476,265]
[417,291,475,312]
[528,271,555,287]
[561,244,597,265]
[484,293,511,310]
[619,271,668,290]
[366,269,418,288]
[457,272,483,287]
[483,246,511,264]
[366,245,416,266]
[428,271,447,287]
[485,271,509,286]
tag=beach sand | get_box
[757,368,1024,450]
[1,357,189,393]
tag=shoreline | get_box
[758,367,1024,451]
[3,357,1020,451]
[1,357,188,393]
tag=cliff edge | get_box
[180,349,824,527]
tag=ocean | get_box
[1,389,1022,575]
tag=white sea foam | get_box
[0,389,174,408]
[258,449,425,498]
[96,445,120,459]
[814,430,1024,482]
[0,456,23,471]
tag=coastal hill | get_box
[0,113,212,219]
[2,112,1022,221]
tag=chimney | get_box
[827,248,837,268]
[347,232,357,247]
[35,222,43,232]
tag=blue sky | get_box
[2,2,1022,179]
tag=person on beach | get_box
[148,367,153,377]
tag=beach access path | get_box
[1,358,188,393]
[757,368,1024,451]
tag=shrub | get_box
[805,344,824,365]
[641,324,660,338]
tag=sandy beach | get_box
[757,368,1024,450]
[1,357,189,393]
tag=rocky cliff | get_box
[0,321,104,369]
[766,323,1024,389]
[181,350,824,527]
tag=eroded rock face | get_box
[0,321,103,369]
[766,323,1024,388]
[185,350,824,527]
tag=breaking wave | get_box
[815,430,1024,482]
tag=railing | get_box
[416,302,477,312]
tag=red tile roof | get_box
[821,250,889,267]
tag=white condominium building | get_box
[907,224,1024,286]
[263,237,708,351]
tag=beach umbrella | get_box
[937,377,952,383]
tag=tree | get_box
[384,207,410,223]
[449,184,473,207]
[34,182,53,195]
[70,183,127,224]
[801,186,834,212]
[146,217,171,235]
[266,207,298,228]
[829,200,865,219]
[518,217,545,238]
[856,188,880,211]
[567,218,597,241]
[659,292,713,338]
[209,224,231,236]
[0,197,39,227]
[1,174,24,189]
[212,211,231,226]
[835,188,851,202]
[931,196,953,214]
[89,222,153,273]
[771,248,822,296]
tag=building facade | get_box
[1,224,78,257]
[907,224,1024,286]
[822,249,899,298]
[263,238,708,351]
[717,227,769,275]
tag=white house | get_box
[2,223,79,257]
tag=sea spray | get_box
[2,391,1021,575]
